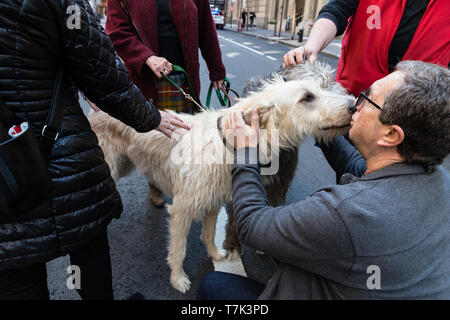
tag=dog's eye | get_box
[301,93,316,103]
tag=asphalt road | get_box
[47,29,449,300]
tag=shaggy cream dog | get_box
[88,73,353,293]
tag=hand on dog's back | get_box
[157,111,191,139]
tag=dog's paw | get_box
[170,273,191,294]
[225,248,241,261]
[210,248,228,262]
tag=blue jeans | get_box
[197,271,265,300]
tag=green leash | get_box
[206,77,230,108]
[163,65,238,111]
[162,65,206,112]
[205,77,240,109]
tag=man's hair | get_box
[379,61,450,172]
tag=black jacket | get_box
[0,0,161,270]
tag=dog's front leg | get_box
[223,147,299,258]
[167,205,192,293]
[223,203,242,259]
[265,147,299,206]
[201,210,228,261]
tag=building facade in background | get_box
[223,0,329,36]
[88,0,325,37]
[88,1,325,37]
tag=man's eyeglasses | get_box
[349,89,383,113]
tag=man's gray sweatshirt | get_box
[232,148,450,299]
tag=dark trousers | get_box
[0,229,113,300]
[197,271,265,300]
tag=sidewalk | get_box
[223,24,342,59]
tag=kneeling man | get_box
[198,61,450,300]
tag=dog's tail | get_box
[88,110,136,181]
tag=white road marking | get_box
[226,52,241,58]
[219,35,264,56]
[262,51,282,54]
[266,56,277,61]
[214,207,247,276]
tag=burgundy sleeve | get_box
[105,0,155,75]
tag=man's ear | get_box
[377,124,405,147]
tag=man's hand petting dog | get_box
[157,111,190,139]
[283,45,319,67]
[225,109,260,149]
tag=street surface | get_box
[47,29,449,300]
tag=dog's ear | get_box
[242,104,279,159]
[242,105,277,129]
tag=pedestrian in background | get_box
[106,0,227,207]
[0,0,186,300]
[241,9,248,28]
[249,11,256,27]
[283,0,450,179]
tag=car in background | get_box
[211,8,224,30]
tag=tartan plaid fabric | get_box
[157,73,195,113]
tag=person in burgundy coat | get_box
[106,0,226,107]
[106,0,227,206]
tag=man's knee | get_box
[197,271,222,300]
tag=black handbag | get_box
[0,66,65,217]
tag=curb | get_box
[224,28,341,59]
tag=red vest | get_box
[336,0,450,96]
